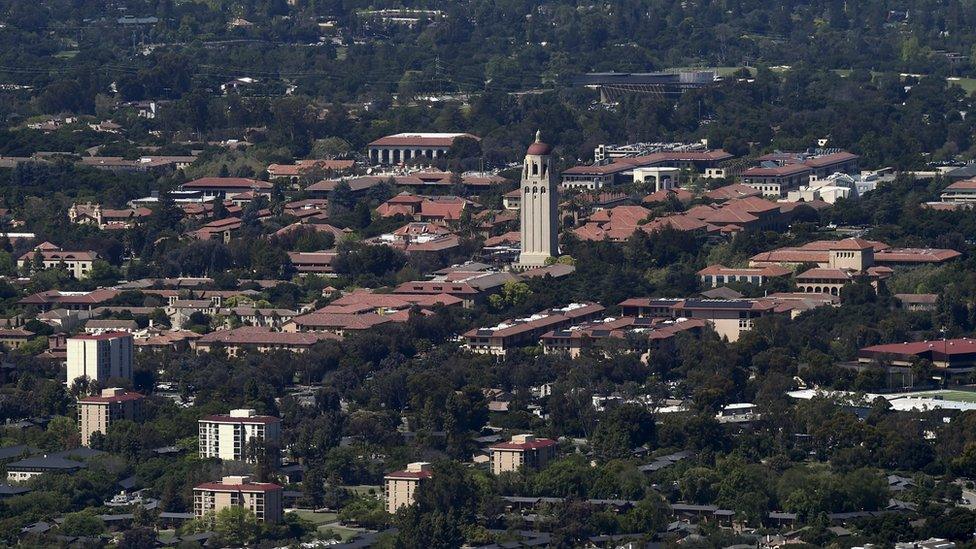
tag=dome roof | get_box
[526,130,551,156]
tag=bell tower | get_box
[518,130,559,267]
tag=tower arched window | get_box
[540,187,546,193]
[541,163,548,177]
[524,186,530,194]
[532,186,538,193]
[532,162,538,175]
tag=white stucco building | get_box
[66,332,133,386]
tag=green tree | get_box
[59,511,105,537]
[213,506,261,546]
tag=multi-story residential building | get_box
[384,462,432,514]
[198,409,281,463]
[16,242,99,279]
[66,332,134,386]
[488,435,557,475]
[193,475,283,523]
[367,133,479,165]
[77,388,144,446]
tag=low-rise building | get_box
[541,317,706,357]
[384,462,432,514]
[750,238,961,270]
[618,298,778,342]
[858,338,976,373]
[267,159,355,184]
[894,293,939,312]
[697,264,792,288]
[194,475,283,523]
[198,409,281,462]
[181,177,273,200]
[367,133,479,165]
[561,150,732,190]
[192,327,338,356]
[0,328,35,350]
[488,435,557,474]
[463,303,605,355]
[287,251,337,275]
[17,242,99,279]
[78,388,144,447]
[940,178,976,204]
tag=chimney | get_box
[511,434,536,444]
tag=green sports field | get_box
[903,390,976,403]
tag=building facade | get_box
[198,409,281,462]
[78,388,144,447]
[488,434,557,475]
[519,131,559,267]
[17,242,98,279]
[384,462,432,514]
[193,475,283,523]
[66,332,134,386]
[367,133,478,165]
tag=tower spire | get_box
[535,129,542,143]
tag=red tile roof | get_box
[197,327,338,346]
[194,481,282,492]
[704,184,762,201]
[78,392,144,404]
[384,469,433,480]
[489,438,557,451]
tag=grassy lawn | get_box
[947,77,976,94]
[289,509,338,525]
[909,389,976,403]
[55,50,79,59]
[342,484,382,497]
[288,509,361,540]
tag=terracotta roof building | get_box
[192,326,338,356]
[78,388,144,447]
[488,435,557,475]
[194,475,283,524]
[384,462,432,514]
[17,242,99,279]
[463,303,605,356]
